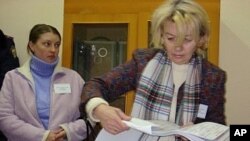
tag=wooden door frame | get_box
[62,14,138,68]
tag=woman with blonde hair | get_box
[82,0,226,140]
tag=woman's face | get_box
[29,32,61,63]
[162,21,199,64]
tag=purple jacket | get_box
[82,48,226,125]
[0,58,87,141]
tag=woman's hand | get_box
[46,128,66,141]
[93,104,131,134]
[46,131,57,141]
[54,128,66,141]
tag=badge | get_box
[197,104,208,119]
[54,83,71,94]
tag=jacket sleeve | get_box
[60,119,87,141]
[0,72,46,141]
[81,48,160,104]
[59,73,87,141]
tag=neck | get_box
[30,55,58,77]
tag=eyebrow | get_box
[164,32,176,36]
[164,32,192,38]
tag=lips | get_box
[48,55,55,59]
[172,54,184,58]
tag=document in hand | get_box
[122,118,229,141]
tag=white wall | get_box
[1,0,250,125]
[220,0,250,124]
[0,0,64,65]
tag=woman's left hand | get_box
[54,128,66,141]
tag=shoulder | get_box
[202,60,226,76]
[60,67,81,76]
[201,59,226,83]
[61,67,77,73]
[59,67,84,81]
[3,69,23,83]
[4,69,19,77]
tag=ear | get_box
[28,41,35,52]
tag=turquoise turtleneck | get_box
[30,55,58,129]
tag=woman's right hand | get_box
[46,128,65,141]
[46,131,58,141]
[93,104,131,134]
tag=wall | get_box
[220,0,250,124]
[0,0,64,65]
[0,0,250,125]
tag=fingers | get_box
[53,128,64,134]
[46,132,57,141]
[95,105,130,134]
[47,129,66,141]
[114,108,130,130]
[116,108,131,121]
[55,130,66,139]
[101,113,126,134]
[103,126,121,134]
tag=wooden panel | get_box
[64,0,220,65]
[198,0,221,65]
[64,0,163,14]
[62,14,138,67]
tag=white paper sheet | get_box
[95,128,142,141]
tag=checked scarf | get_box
[131,52,202,141]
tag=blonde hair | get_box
[150,0,210,56]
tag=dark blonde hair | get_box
[27,24,61,54]
[150,0,210,56]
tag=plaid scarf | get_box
[131,52,201,141]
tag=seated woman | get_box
[0,24,87,141]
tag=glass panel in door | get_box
[72,23,128,112]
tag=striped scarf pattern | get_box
[131,52,202,141]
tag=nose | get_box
[50,46,57,52]
[174,44,183,51]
